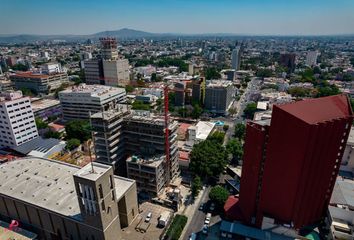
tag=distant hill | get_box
[92,28,161,38]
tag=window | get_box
[101,200,105,211]
[109,175,114,189]
[98,184,103,198]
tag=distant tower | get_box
[231,45,242,71]
[100,37,119,60]
[73,162,121,240]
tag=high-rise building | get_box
[192,77,206,105]
[59,84,126,121]
[237,95,353,229]
[204,80,235,115]
[0,91,38,148]
[102,59,130,87]
[83,59,104,85]
[306,51,318,67]
[231,46,242,71]
[90,109,179,196]
[280,53,296,73]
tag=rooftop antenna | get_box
[88,111,95,173]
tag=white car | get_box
[145,212,152,222]
[204,218,210,225]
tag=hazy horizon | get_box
[1,0,354,36]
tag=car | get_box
[204,218,210,225]
[189,233,197,240]
[199,203,204,211]
[209,202,215,211]
[202,225,208,235]
[206,212,212,221]
[145,212,152,222]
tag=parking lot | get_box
[121,202,173,240]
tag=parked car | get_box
[189,233,197,240]
[145,212,152,222]
[209,202,215,211]
[204,218,210,225]
[202,225,208,235]
[199,203,204,211]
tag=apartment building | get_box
[58,84,126,121]
[0,91,38,148]
[10,72,69,95]
[0,157,138,240]
[204,80,235,115]
[103,59,130,87]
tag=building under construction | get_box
[91,107,179,197]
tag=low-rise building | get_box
[10,72,69,95]
[0,157,138,240]
[31,98,61,121]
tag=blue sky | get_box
[1,0,354,35]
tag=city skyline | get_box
[1,0,354,36]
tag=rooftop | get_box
[331,179,354,208]
[60,84,125,97]
[0,220,37,240]
[275,94,352,124]
[127,155,165,168]
[12,137,61,155]
[0,157,135,221]
[31,98,60,111]
[206,80,233,88]
[193,121,216,141]
[91,105,130,120]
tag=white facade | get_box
[0,91,38,148]
[103,59,130,87]
[59,84,126,120]
[306,51,318,67]
[41,62,62,74]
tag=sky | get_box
[1,0,354,36]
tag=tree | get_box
[316,84,340,98]
[35,117,48,129]
[205,67,221,80]
[223,124,229,132]
[190,140,228,179]
[66,138,80,151]
[150,72,157,82]
[243,102,258,119]
[65,120,91,143]
[12,63,29,71]
[20,87,35,97]
[207,131,225,145]
[209,186,229,207]
[256,69,273,78]
[132,100,150,110]
[191,176,202,198]
[288,87,311,97]
[191,104,203,119]
[44,130,61,139]
[125,85,135,93]
[226,138,243,164]
[228,107,237,116]
[234,123,245,140]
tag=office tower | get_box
[204,80,235,115]
[231,46,242,71]
[59,84,126,121]
[102,58,130,86]
[0,157,138,239]
[85,59,105,85]
[238,95,353,229]
[10,72,69,95]
[192,77,206,105]
[0,91,38,148]
[280,53,296,73]
[306,51,318,67]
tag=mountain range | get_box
[1,28,354,43]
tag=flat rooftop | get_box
[0,220,37,240]
[0,157,135,221]
[91,105,130,120]
[60,84,125,97]
[127,155,165,168]
[31,98,60,111]
[206,80,233,87]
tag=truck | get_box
[158,211,171,227]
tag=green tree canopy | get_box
[35,117,48,129]
[226,138,243,164]
[12,63,29,71]
[207,131,225,145]
[234,123,245,140]
[191,104,203,119]
[44,130,61,139]
[132,100,151,110]
[243,102,258,119]
[191,176,202,198]
[65,120,91,143]
[125,85,135,93]
[190,139,228,179]
[205,67,221,80]
[209,186,229,207]
[66,138,81,151]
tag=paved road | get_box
[183,186,211,240]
